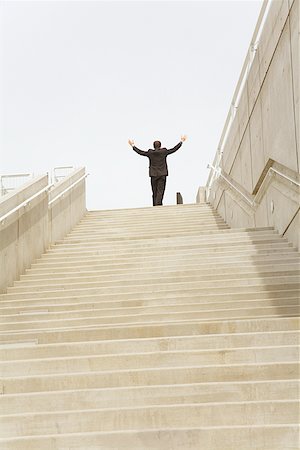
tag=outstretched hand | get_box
[128,139,135,147]
[181,135,187,142]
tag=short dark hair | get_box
[153,141,161,149]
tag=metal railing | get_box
[48,173,89,206]
[0,184,54,224]
[207,164,255,206]
[0,173,33,196]
[52,166,74,184]
[0,171,89,223]
[206,0,271,193]
[207,164,300,208]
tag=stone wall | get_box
[0,168,87,293]
[206,0,299,249]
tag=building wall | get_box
[0,168,87,293]
[206,0,299,249]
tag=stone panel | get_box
[223,190,255,229]
[249,97,266,188]
[222,115,240,174]
[265,182,299,236]
[254,195,270,228]
[289,0,299,170]
[284,208,300,249]
[259,0,289,83]
[260,20,297,170]
[247,49,262,114]
[235,86,249,147]
[230,127,253,194]
[217,190,226,222]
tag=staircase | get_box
[0,203,299,449]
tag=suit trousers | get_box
[151,176,166,206]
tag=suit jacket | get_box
[132,142,182,177]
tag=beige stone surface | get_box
[0,176,49,294]
[0,168,87,293]
[260,19,297,170]
[0,203,299,448]
[206,0,299,249]
[248,97,265,188]
[289,0,299,169]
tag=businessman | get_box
[128,135,187,206]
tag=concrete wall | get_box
[206,0,299,249]
[0,168,87,293]
[49,168,86,243]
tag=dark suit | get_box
[132,142,182,206]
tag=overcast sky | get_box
[0,0,263,210]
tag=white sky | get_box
[0,0,263,210]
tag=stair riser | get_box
[1,331,298,361]
[30,251,299,270]
[1,380,298,414]
[2,299,299,321]
[6,276,300,296]
[2,284,300,304]
[52,233,279,247]
[16,265,300,287]
[71,217,227,228]
[21,262,300,282]
[0,317,298,346]
[41,241,290,259]
[1,425,298,450]
[1,346,298,377]
[1,306,299,332]
[1,362,298,394]
[1,401,298,438]
[37,245,294,262]
[1,292,299,313]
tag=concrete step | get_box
[1,200,298,448]
[16,263,300,286]
[50,226,231,242]
[1,305,299,333]
[1,424,298,450]
[70,220,228,233]
[28,253,299,273]
[1,298,299,322]
[1,361,298,394]
[1,345,298,377]
[1,331,298,361]
[1,400,299,438]
[49,239,286,256]
[53,230,279,247]
[68,224,230,236]
[74,213,227,225]
[22,258,300,279]
[44,237,290,254]
[2,284,299,306]
[0,316,298,345]
[1,379,298,414]
[6,275,300,297]
[1,288,298,311]
[36,244,295,262]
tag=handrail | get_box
[269,167,300,187]
[48,173,89,206]
[206,0,271,190]
[207,164,255,206]
[207,164,300,208]
[0,184,54,224]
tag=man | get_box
[128,135,187,206]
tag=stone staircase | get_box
[0,203,299,449]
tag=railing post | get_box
[176,192,183,204]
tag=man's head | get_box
[153,140,161,149]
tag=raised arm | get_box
[166,135,187,155]
[128,139,148,156]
